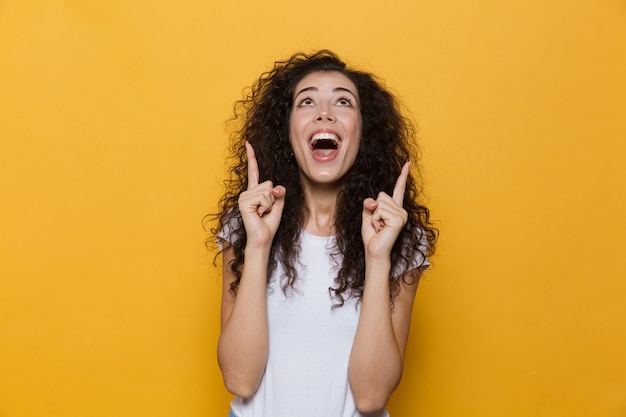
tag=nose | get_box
[315,107,335,122]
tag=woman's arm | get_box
[217,241,272,398]
[217,142,285,398]
[349,162,423,413]
[349,265,423,413]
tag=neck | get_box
[301,186,339,237]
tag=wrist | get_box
[244,243,273,260]
[365,256,392,276]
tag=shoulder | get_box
[392,226,430,277]
[217,210,243,250]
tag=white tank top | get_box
[230,230,389,417]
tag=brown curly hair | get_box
[209,50,438,306]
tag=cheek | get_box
[288,116,304,140]
[288,134,305,160]
[287,123,297,149]
[348,112,362,135]
[288,136,297,154]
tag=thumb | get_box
[272,186,287,208]
[362,197,377,217]
[272,185,286,200]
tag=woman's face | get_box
[289,71,362,190]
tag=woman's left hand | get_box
[361,162,410,261]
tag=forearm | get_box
[348,258,404,413]
[218,246,271,397]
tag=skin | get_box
[289,71,362,199]
[217,70,423,413]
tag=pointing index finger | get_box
[392,162,410,205]
[245,141,259,188]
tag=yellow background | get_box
[1,1,625,416]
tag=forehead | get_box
[293,71,358,98]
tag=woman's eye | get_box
[337,97,352,106]
[297,97,314,106]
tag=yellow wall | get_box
[1,1,625,416]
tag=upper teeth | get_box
[310,132,339,145]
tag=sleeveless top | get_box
[220,228,428,417]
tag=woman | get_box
[213,50,437,417]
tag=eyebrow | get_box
[294,86,358,98]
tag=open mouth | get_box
[310,132,340,153]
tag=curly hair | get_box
[210,50,438,306]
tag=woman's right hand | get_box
[238,142,286,247]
